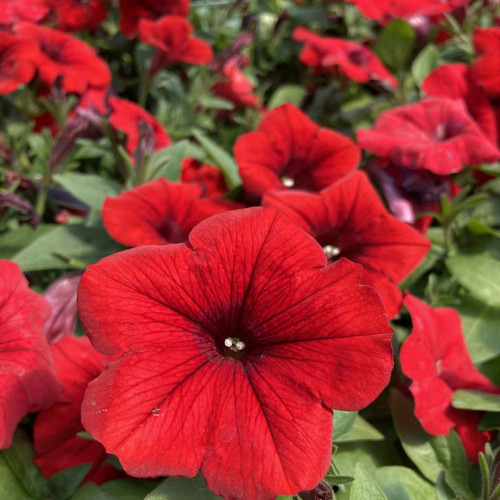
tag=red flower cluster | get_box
[2,2,500,498]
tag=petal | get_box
[0,260,61,448]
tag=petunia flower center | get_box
[281,175,295,188]
[433,121,465,142]
[323,244,341,260]
[223,337,246,359]
[348,48,368,67]
[157,218,187,243]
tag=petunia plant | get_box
[1,1,500,500]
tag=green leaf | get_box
[199,95,235,111]
[149,141,189,182]
[48,463,92,500]
[71,483,116,500]
[374,19,416,70]
[446,249,500,306]
[349,463,387,499]
[391,388,475,500]
[452,389,500,412]
[391,389,444,483]
[456,295,500,364]
[12,224,123,271]
[145,475,222,500]
[412,44,440,87]
[333,440,399,477]
[375,467,436,500]
[0,224,56,260]
[100,479,157,500]
[192,130,242,190]
[53,173,122,212]
[335,415,384,443]
[479,412,500,431]
[267,84,307,109]
[333,411,357,440]
[0,431,49,500]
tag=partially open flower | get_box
[139,16,213,76]
[293,27,398,88]
[43,273,82,344]
[119,0,190,38]
[102,179,241,247]
[401,295,500,461]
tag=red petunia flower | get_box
[263,172,430,319]
[293,27,398,88]
[0,0,49,27]
[181,157,227,198]
[109,97,171,156]
[34,335,123,484]
[49,0,110,32]
[471,27,500,100]
[16,23,111,94]
[212,56,259,109]
[400,294,499,461]
[102,179,240,247]
[344,0,470,24]
[0,260,62,449]
[235,103,360,196]
[78,207,393,500]
[357,99,500,175]
[423,63,498,144]
[0,32,39,94]
[119,0,190,38]
[139,16,213,77]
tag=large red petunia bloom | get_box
[400,294,499,461]
[78,207,393,500]
[0,260,62,449]
[344,0,470,24]
[357,99,500,176]
[471,27,500,100]
[139,16,213,77]
[235,103,360,197]
[109,97,171,156]
[15,23,111,94]
[212,56,259,109]
[0,32,39,94]
[102,179,240,247]
[119,0,190,38]
[0,0,49,27]
[49,0,110,32]
[293,27,398,88]
[423,63,497,145]
[181,157,227,198]
[34,335,123,484]
[263,172,430,319]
